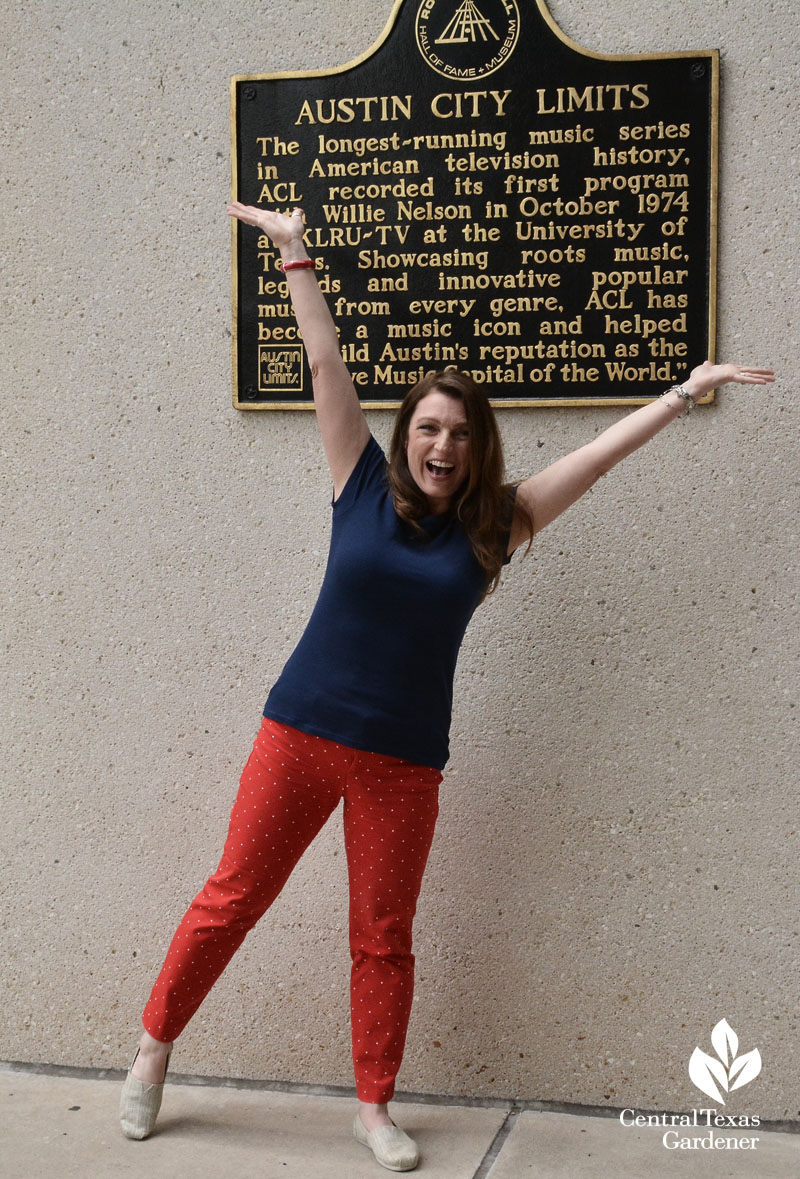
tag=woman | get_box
[119,204,773,1172]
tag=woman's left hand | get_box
[684,361,775,400]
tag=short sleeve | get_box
[331,434,387,512]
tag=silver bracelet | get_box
[659,383,695,414]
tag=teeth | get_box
[429,460,454,470]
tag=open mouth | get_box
[426,460,455,480]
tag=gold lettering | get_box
[396,199,471,221]
[430,90,511,119]
[256,181,303,203]
[255,136,300,156]
[539,316,584,335]
[536,84,649,114]
[367,274,409,292]
[241,17,706,405]
[388,319,455,339]
[296,96,413,125]
[529,125,595,145]
[603,313,688,337]
[310,157,420,178]
[333,297,390,316]
[619,122,691,141]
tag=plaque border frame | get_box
[231,0,718,411]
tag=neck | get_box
[426,499,451,516]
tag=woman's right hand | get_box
[228,202,369,495]
[226,202,308,259]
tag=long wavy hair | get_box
[387,371,532,597]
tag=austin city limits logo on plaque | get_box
[258,344,304,393]
[415,0,520,79]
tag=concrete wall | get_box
[3,0,797,1121]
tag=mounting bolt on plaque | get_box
[691,62,706,79]
[242,85,257,100]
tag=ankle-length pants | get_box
[141,717,442,1103]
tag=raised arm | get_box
[227,203,370,497]
[507,362,775,553]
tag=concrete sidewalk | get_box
[2,1065,799,1178]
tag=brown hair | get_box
[387,370,532,597]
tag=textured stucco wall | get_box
[2,0,797,1120]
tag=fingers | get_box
[226,201,262,226]
[226,203,308,249]
[688,361,775,395]
[226,202,303,220]
[731,366,775,385]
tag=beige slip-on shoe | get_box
[119,1047,171,1139]
[353,1112,420,1171]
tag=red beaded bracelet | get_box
[279,259,318,272]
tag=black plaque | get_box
[231,0,718,409]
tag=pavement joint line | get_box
[471,1104,522,1179]
[2,1061,799,1136]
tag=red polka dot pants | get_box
[141,717,442,1104]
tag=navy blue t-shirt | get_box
[263,434,511,770]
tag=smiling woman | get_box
[404,388,472,505]
[386,369,524,594]
[119,202,773,1174]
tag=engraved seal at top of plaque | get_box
[415,0,520,80]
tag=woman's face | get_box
[405,390,470,514]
